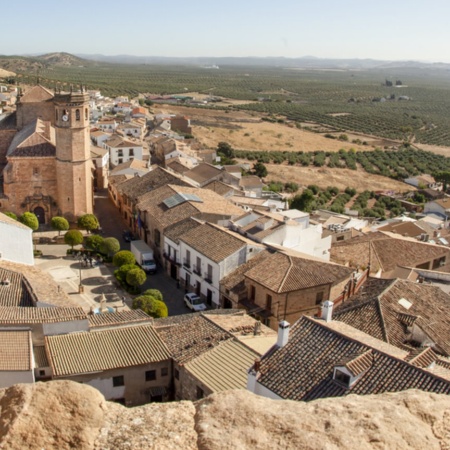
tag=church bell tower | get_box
[54,88,93,221]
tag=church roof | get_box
[19,85,54,103]
[7,119,55,158]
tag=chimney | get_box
[321,300,334,322]
[246,358,261,393]
[253,321,261,336]
[277,321,290,347]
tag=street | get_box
[93,189,188,316]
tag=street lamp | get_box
[77,254,84,293]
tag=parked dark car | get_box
[122,230,134,242]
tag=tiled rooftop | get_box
[0,306,87,324]
[46,324,170,377]
[185,339,259,392]
[183,163,222,185]
[0,267,36,307]
[245,251,353,293]
[256,316,450,401]
[334,277,450,356]
[330,231,449,274]
[164,218,202,245]
[155,314,231,364]
[179,223,249,263]
[0,330,32,371]
[88,310,153,329]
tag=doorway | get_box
[196,282,201,296]
[33,206,45,224]
[170,263,177,279]
[206,289,212,306]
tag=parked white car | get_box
[184,293,207,312]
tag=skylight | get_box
[398,298,412,310]
[163,192,203,208]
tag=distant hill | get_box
[0,52,93,75]
[1,52,449,73]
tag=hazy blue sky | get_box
[1,0,449,62]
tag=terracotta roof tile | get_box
[183,163,222,185]
[164,218,202,244]
[0,330,32,371]
[245,252,353,293]
[46,324,170,377]
[155,315,231,364]
[256,316,450,401]
[88,310,153,329]
[334,278,450,356]
[179,223,249,263]
[0,306,86,324]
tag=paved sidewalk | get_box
[34,236,130,312]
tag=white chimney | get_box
[321,300,334,322]
[277,321,290,347]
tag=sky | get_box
[1,0,450,62]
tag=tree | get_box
[132,295,168,318]
[100,237,120,257]
[4,212,17,220]
[84,234,104,252]
[126,267,146,289]
[51,216,69,236]
[19,212,39,231]
[64,230,83,250]
[142,289,163,302]
[217,142,234,158]
[434,171,450,192]
[290,189,315,212]
[253,162,268,178]
[77,214,99,233]
[113,250,136,267]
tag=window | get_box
[118,158,123,164]
[112,375,124,387]
[334,369,351,387]
[129,148,134,156]
[118,150,123,157]
[145,370,157,381]
[39,370,45,377]
[174,368,179,380]
[161,367,169,377]
[266,294,272,311]
[33,167,39,176]
[85,108,88,120]
[185,250,191,267]
[155,229,161,246]
[76,109,80,121]
[196,386,204,400]
[250,285,256,300]
[207,264,213,281]
[337,235,345,241]
[315,291,324,305]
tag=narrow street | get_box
[94,189,188,316]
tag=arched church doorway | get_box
[33,207,46,224]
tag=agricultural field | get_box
[10,62,450,148]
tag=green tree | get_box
[4,212,17,220]
[64,230,83,249]
[253,162,268,178]
[100,237,120,257]
[19,212,39,231]
[307,184,320,195]
[434,171,450,192]
[217,142,234,158]
[113,250,136,267]
[126,267,146,289]
[84,234,104,252]
[290,189,315,212]
[142,289,163,302]
[132,295,168,318]
[51,216,69,236]
[77,214,99,234]
[284,182,299,193]
[138,98,145,106]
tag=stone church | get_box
[0,85,93,224]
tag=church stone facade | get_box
[0,85,93,224]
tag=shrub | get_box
[132,295,168,318]
[100,237,120,257]
[77,214,99,233]
[19,212,39,231]
[84,234,104,252]
[4,212,17,220]
[113,250,136,267]
[64,230,83,249]
[51,216,69,235]
[126,267,146,289]
[142,289,163,302]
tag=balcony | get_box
[183,259,191,269]
[193,265,201,276]
[164,253,180,266]
[204,272,213,284]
